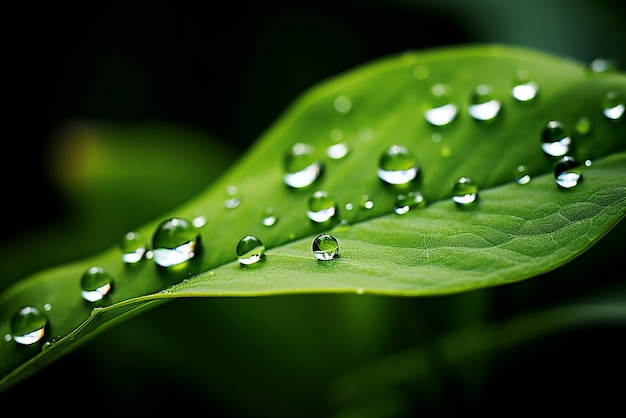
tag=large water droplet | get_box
[511,70,538,102]
[236,235,266,265]
[312,233,340,260]
[377,145,419,186]
[423,84,458,126]
[452,177,479,206]
[394,191,426,215]
[152,217,200,267]
[602,91,624,120]
[327,142,350,160]
[513,164,531,185]
[469,85,501,121]
[541,120,572,157]
[554,156,583,189]
[283,143,324,189]
[121,231,148,264]
[80,266,114,302]
[307,191,338,223]
[10,306,48,345]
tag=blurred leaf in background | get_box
[1,0,625,416]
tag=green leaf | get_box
[1,44,625,392]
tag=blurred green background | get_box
[1,0,625,416]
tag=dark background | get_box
[3,0,626,239]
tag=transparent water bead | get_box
[334,95,352,114]
[541,120,572,157]
[602,91,624,120]
[377,145,419,186]
[312,233,340,261]
[468,85,501,121]
[224,185,242,209]
[513,165,531,185]
[152,217,200,267]
[327,142,350,160]
[452,177,479,206]
[424,83,458,126]
[394,191,426,215]
[554,156,583,189]
[121,230,148,264]
[511,70,538,102]
[307,190,338,223]
[283,143,324,189]
[10,306,48,345]
[360,194,374,210]
[236,235,266,265]
[262,207,278,227]
[80,266,114,302]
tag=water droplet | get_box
[327,142,350,159]
[423,84,458,126]
[152,217,200,267]
[554,156,583,189]
[236,235,266,265]
[334,95,352,114]
[541,120,572,157]
[193,216,207,228]
[80,266,114,302]
[121,230,148,264]
[283,143,324,189]
[513,165,531,184]
[377,145,419,186]
[469,85,501,121]
[262,207,278,227]
[224,185,242,209]
[312,233,340,260]
[575,116,593,136]
[307,191,338,223]
[393,191,426,215]
[511,70,538,102]
[359,194,374,210]
[602,91,624,120]
[452,177,479,206]
[590,58,617,73]
[10,306,48,345]
[412,65,429,80]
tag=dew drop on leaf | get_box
[283,143,324,189]
[452,177,479,206]
[541,120,572,157]
[10,306,48,346]
[262,207,278,227]
[327,142,350,160]
[377,144,419,186]
[511,69,538,102]
[554,156,583,189]
[393,190,426,215]
[80,266,114,302]
[334,95,352,114]
[151,217,200,267]
[468,85,501,121]
[121,230,148,264]
[307,191,338,223]
[312,233,340,261]
[224,185,242,209]
[359,194,375,210]
[236,235,266,266]
[513,164,531,184]
[423,83,458,126]
[602,91,624,120]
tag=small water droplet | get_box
[423,84,458,126]
[262,207,278,227]
[602,91,624,120]
[469,85,501,121]
[377,145,419,186]
[590,58,617,73]
[236,235,266,265]
[334,95,352,114]
[541,120,572,157]
[554,156,583,189]
[224,185,242,209]
[511,70,538,102]
[10,306,48,345]
[452,177,479,206]
[575,116,593,136]
[359,194,374,210]
[394,191,426,215]
[121,230,148,264]
[193,216,207,228]
[312,233,340,260]
[80,266,114,302]
[307,191,338,223]
[283,143,324,189]
[152,217,200,267]
[514,164,531,184]
[327,142,350,159]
